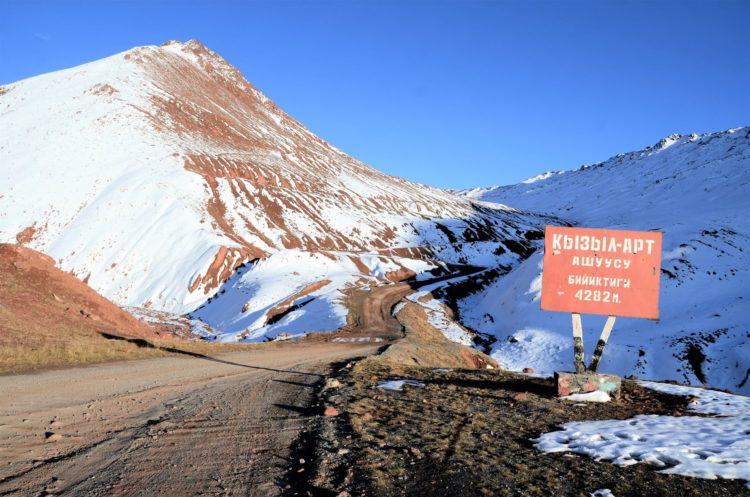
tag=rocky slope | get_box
[0,40,545,317]
[0,243,172,372]
[458,128,750,394]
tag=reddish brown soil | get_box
[91,83,118,96]
[0,342,379,497]
[0,243,155,337]
[14,224,37,244]
[188,245,257,294]
[0,244,171,372]
[265,279,332,322]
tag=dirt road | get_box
[0,269,480,496]
[332,266,485,343]
[335,283,413,341]
[0,342,378,496]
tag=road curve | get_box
[331,266,486,343]
[0,267,482,496]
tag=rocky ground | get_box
[292,361,750,497]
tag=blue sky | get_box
[1,0,748,189]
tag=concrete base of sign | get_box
[555,371,621,399]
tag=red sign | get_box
[541,226,662,319]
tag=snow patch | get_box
[561,391,611,403]
[490,327,570,375]
[376,379,426,391]
[591,490,615,497]
[535,382,750,488]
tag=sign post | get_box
[541,225,662,397]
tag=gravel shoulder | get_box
[302,362,750,497]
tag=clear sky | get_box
[2,0,748,189]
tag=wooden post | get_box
[571,313,585,373]
[587,315,617,373]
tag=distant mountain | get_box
[457,128,750,394]
[0,40,545,317]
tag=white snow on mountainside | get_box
[3,39,746,393]
[0,40,545,333]
[191,250,436,342]
[457,128,750,394]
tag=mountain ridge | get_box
[460,127,748,206]
[0,40,545,317]
[455,126,750,393]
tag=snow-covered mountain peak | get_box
[155,39,257,91]
[653,133,683,151]
[0,41,546,315]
